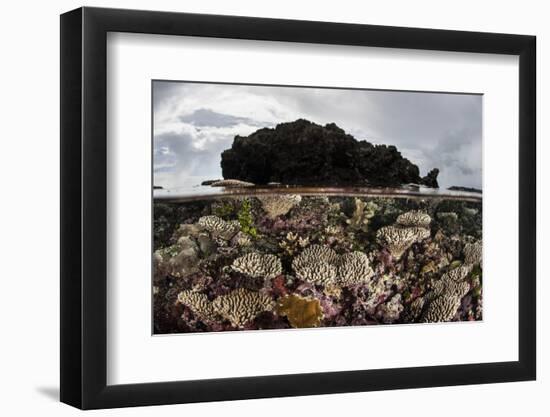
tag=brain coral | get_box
[396,210,432,228]
[212,288,273,327]
[231,253,282,279]
[177,291,216,322]
[376,225,430,259]
[292,245,339,285]
[337,251,375,286]
[257,194,302,218]
[198,215,240,239]
[464,241,483,267]
[276,294,324,328]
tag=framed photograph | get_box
[60,6,536,409]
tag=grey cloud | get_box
[179,108,271,128]
[154,82,482,190]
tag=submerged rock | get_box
[220,119,439,187]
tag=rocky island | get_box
[221,119,440,188]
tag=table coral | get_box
[337,251,375,286]
[212,288,274,327]
[177,290,216,322]
[419,271,471,323]
[276,294,324,328]
[198,215,240,240]
[396,210,432,228]
[464,241,482,267]
[376,225,430,259]
[295,263,338,285]
[231,253,282,279]
[292,245,339,285]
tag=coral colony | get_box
[153,120,482,334]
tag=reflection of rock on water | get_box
[153,192,483,334]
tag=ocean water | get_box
[153,189,482,334]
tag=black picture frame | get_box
[60,6,536,410]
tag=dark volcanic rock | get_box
[220,119,439,187]
[448,185,482,193]
[420,168,440,188]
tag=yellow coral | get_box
[276,294,324,328]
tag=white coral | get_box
[337,251,375,286]
[396,210,431,228]
[212,288,273,327]
[231,253,282,279]
[198,215,240,239]
[376,225,430,259]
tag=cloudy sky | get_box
[153,81,482,190]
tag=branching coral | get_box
[177,290,216,322]
[292,245,339,285]
[346,198,378,232]
[464,241,483,267]
[231,231,252,247]
[276,294,324,328]
[212,288,273,327]
[337,251,375,286]
[279,232,309,256]
[198,215,240,239]
[376,225,430,259]
[231,253,282,279]
[257,194,302,218]
[396,210,432,228]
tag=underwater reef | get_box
[220,119,440,188]
[153,194,482,334]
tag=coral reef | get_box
[231,253,283,279]
[257,194,302,218]
[212,288,274,327]
[154,193,482,334]
[276,294,324,328]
